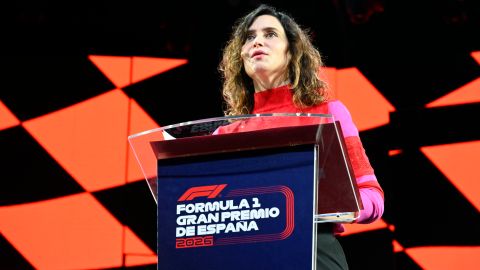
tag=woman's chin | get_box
[251,65,271,75]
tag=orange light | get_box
[471,51,480,65]
[127,98,161,183]
[23,90,134,191]
[388,149,403,156]
[124,226,157,265]
[89,55,133,88]
[392,240,404,252]
[132,56,187,84]
[334,68,395,131]
[89,55,188,88]
[427,51,480,108]
[341,219,388,236]
[0,193,154,269]
[421,141,480,211]
[338,68,395,130]
[406,246,480,270]
[319,67,338,98]
[426,78,480,108]
[0,100,20,131]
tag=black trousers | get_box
[316,223,349,270]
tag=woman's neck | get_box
[252,75,290,93]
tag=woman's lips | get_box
[251,51,267,60]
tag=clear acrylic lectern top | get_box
[128,113,361,223]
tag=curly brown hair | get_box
[219,4,329,116]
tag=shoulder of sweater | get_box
[322,99,349,112]
[322,98,341,105]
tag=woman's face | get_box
[241,15,290,85]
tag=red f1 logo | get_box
[178,184,227,201]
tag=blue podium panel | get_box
[157,145,317,270]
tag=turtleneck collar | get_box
[253,84,294,113]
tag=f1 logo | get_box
[178,184,227,201]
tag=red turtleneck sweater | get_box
[217,85,384,233]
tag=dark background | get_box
[6,0,479,124]
[2,0,480,269]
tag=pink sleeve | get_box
[327,100,359,137]
[328,100,384,224]
[358,185,385,223]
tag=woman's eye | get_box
[265,32,277,38]
[246,34,256,41]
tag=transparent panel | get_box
[128,113,361,223]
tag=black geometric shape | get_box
[1,54,115,121]
[389,103,480,148]
[92,180,157,251]
[124,64,224,127]
[0,233,35,269]
[352,1,480,110]
[358,125,392,178]
[394,251,423,270]
[0,126,85,206]
[387,149,480,247]
[338,229,395,270]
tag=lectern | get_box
[128,114,362,270]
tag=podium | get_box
[128,114,362,270]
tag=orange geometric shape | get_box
[427,50,480,108]
[341,219,388,236]
[124,226,157,265]
[22,89,158,191]
[126,256,157,267]
[127,126,166,202]
[388,149,402,156]
[421,140,480,211]
[426,78,480,108]
[319,66,395,131]
[392,240,404,252]
[471,51,480,65]
[319,67,338,98]
[336,68,396,131]
[132,56,187,85]
[89,55,133,88]
[0,193,154,269]
[405,246,480,270]
[0,100,20,131]
[127,98,162,183]
[89,55,188,88]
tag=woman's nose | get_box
[253,37,263,47]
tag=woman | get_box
[218,4,384,269]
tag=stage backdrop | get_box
[1,1,479,269]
